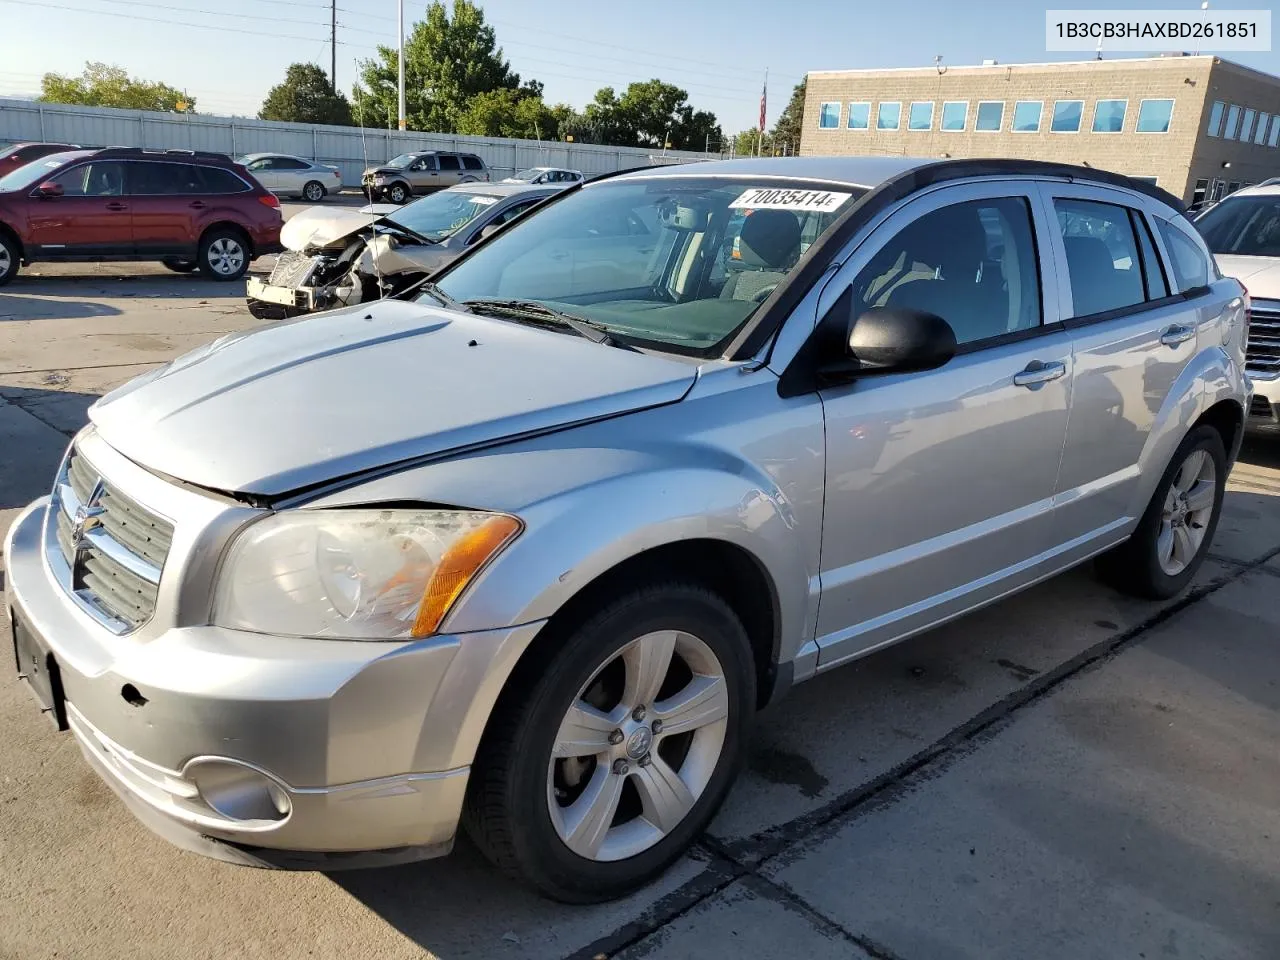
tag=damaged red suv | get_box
[0,147,282,284]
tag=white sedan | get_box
[237,153,343,201]
[501,166,584,185]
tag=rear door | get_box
[26,160,131,256]
[436,154,463,188]
[1038,183,1201,545]
[127,161,204,256]
[271,157,310,195]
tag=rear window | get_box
[462,155,485,170]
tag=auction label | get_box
[729,188,852,212]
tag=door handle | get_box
[1013,360,1067,387]
[189,201,207,209]
[105,202,128,211]
[1160,324,1195,347]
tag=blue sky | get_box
[1,0,1277,132]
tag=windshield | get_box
[386,190,505,241]
[509,168,546,181]
[429,177,863,355]
[0,151,83,192]
[1195,194,1280,257]
[384,154,418,169]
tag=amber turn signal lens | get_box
[411,514,522,637]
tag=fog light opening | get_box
[186,759,292,823]
[120,684,148,707]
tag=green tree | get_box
[40,62,194,113]
[352,0,521,132]
[731,129,773,156]
[259,63,353,126]
[576,80,721,150]
[769,78,806,155]
[456,88,569,140]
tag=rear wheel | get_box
[1096,424,1226,599]
[161,258,198,274]
[464,583,754,903]
[386,182,410,204]
[197,228,250,281]
[302,180,326,202]
[0,232,19,286]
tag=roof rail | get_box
[91,146,233,163]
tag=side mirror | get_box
[36,181,63,198]
[844,306,957,375]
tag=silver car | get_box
[6,157,1250,903]
[502,166,584,185]
[237,153,343,201]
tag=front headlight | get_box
[212,509,521,640]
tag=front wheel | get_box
[302,180,326,202]
[464,583,754,903]
[0,232,20,286]
[386,182,410,204]
[1096,424,1226,599]
[197,228,250,281]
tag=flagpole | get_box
[757,67,768,157]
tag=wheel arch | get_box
[0,220,24,260]
[200,220,254,258]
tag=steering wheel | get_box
[751,282,779,303]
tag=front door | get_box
[811,181,1074,667]
[408,156,438,193]
[26,160,131,256]
[1040,184,1203,544]
[244,157,279,191]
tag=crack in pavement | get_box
[566,545,1280,959]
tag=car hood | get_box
[281,205,386,251]
[1214,254,1280,300]
[88,299,698,497]
[363,166,403,177]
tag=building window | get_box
[975,101,1005,132]
[1210,179,1226,201]
[1224,104,1241,139]
[907,101,934,131]
[1227,180,1241,194]
[1240,108,1256,141]
[1256,113,1271,145]
[1012,101,1043,132]
[818,102,841,129]
[877,102,901,131]
[1051,100,1084,132]
[847,101,870,130]
[940,101,968,131]
[1270,118,1280,147]
[1135,99,1174,133]
[1192,178,1208,206]
[1092,99,1127,133]
[1207,101,1225,136]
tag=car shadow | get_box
[1239,436,1280,470]
[0,293,121,321]
[3,268,269,301]
[0,387,98,509]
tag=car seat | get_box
[720,209,802,302]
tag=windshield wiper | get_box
[461,298,638,350]
[416,281,468,310]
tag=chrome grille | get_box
[268,251,319,288]
[46,447,173,633]
[1246,302,1280,377]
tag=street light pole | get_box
[397,0,406,131]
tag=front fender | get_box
[1129,345,1244,517]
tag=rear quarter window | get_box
[462,155,485,170]
[198,166,250,194]
[1157,219,1212,293]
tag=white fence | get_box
[0,98,713,187]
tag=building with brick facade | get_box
[800,55,1280,205]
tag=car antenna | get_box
[353,75,386,302]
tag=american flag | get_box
[758,79,767,132]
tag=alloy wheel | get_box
[547,629,729,862]
[207,237,245,276]
[0,244,11,276]
[304,182,324,201]
[1158,448,1217,576]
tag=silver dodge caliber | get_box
[6,157,1251,902]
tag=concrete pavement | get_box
[1,265,1279,959]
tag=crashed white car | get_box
[501,166,584,185]
[246,182,563,319]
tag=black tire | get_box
[1096,424,1227,600]
[197,227,250,281]
[302,181,326,202]
[161,258,198,274]
[0,231,19,286]
[386,182,410,204]
[464,583,755,903]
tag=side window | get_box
[1157,219,1211,293]
[51,161,124,197]
[1132,212,1170,299]
[275,157,308,170]
[462,155,484,171]
[438,155,461,171]
[410,156,433,171]
[128,162,194,195]
[1052,198,1146,318]
[854,196,1042,345]
[197,167,248,194]
[492,200,538,227]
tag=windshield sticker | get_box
[729,188,851,213]
[468,195,498,205]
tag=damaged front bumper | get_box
[246,250,359,317]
